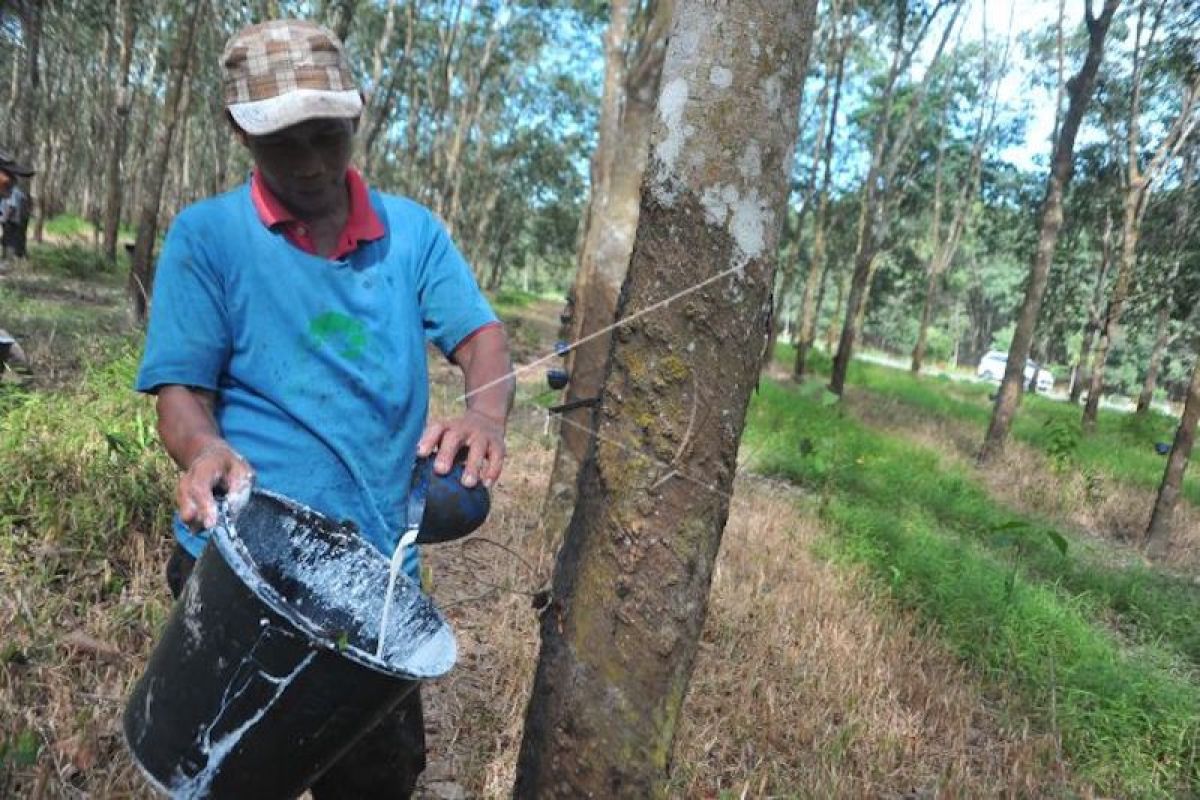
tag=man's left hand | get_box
[418,408,507,488]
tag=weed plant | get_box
[744,379,1200,796]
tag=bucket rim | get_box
[212,488,456,680]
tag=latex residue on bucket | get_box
[214,490,456,679]
[168,648,317,797]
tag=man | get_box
[136,19,513,798]
[0,166,31,261]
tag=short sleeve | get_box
[415,210,499,357]
[135,211,232,393]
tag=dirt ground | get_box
[1,294,1079,798]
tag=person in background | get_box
[135,19,513,798]
[0,165,31,262]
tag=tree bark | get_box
[1070,212,1114,403]
[103,0,137,262]
[321,0,358,43]
[129,0,204,323]
[14,0,42,163]
[541,0,672,547]
[1145,351,1200,555]
[978,0,1119,463]
[515,0,815,794]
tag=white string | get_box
[458,262,747,404]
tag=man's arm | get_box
[417,324,514,488]
[156,385,255,529]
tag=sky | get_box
[969,0,1065,171]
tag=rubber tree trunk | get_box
[129,0,203,324]
[829,1,962,395]
[1136,304,1172,415]
[515,0,815,794]
[1145,353,1200,557]
[1083,181,1142,431]
[104,0,137,264]
[794,8,849,381]
[1083,6,1200,430]
[14,0,41,163]
[1070,213,1114,404]
[541,0,671,546]
[978,0,1118,464]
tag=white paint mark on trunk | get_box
[709,66,733,87]
[653,78,691,203]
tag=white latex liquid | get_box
[375,528,419,658]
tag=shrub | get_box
[27,243,115,279]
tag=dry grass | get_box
[845,389,1200,573]
[0,509,176,798]
[3,296,1081,798]
[671,477,1068,799]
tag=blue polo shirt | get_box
[136,181,498,581]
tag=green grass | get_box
[780,346,1196,506]
[744,379,1200,796]
[489,288,543,314]
[0,347,175,588]
[41,214,95,240]
[26,243,122,280]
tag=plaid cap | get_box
[222,20,362,136]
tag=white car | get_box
[976,350,1053,393]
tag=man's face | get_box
[241,117,355,218]
[0,172,12,195]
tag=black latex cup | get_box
[413,452,491,545]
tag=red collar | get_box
[250,167,385,259]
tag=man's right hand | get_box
[177,440,255,530]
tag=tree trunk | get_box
[1136,303,1173,415]
[828,1,961,395]
[15,0,42,163]
[541,0,671,546]
[129,0,204,323]
[794,3,850,380]
[1070,212,1114,404]
[1145,351,1200,556]
[1083,180,1142,430]
[321,0,358,43]
[978,0,1118,463]
[911,133,947,375]
[825,269,847,355]
[1083,4,1200,431]
[515,1,815,794]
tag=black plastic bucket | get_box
[123,489,456,798]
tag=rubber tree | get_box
[14,0,41,164]
[828,0,962,396]
[793,0,853,381]
[129,0,204,324]
[102,0,138,263]
[1136,150,1195,414]
[514,0,816,794]
[1082,0,1200,431]
[1069,212,1114,403]
[910,12,1011,375]
[978,0,1119,464]
[541,0,673,545]
[1145,348,1200,555]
